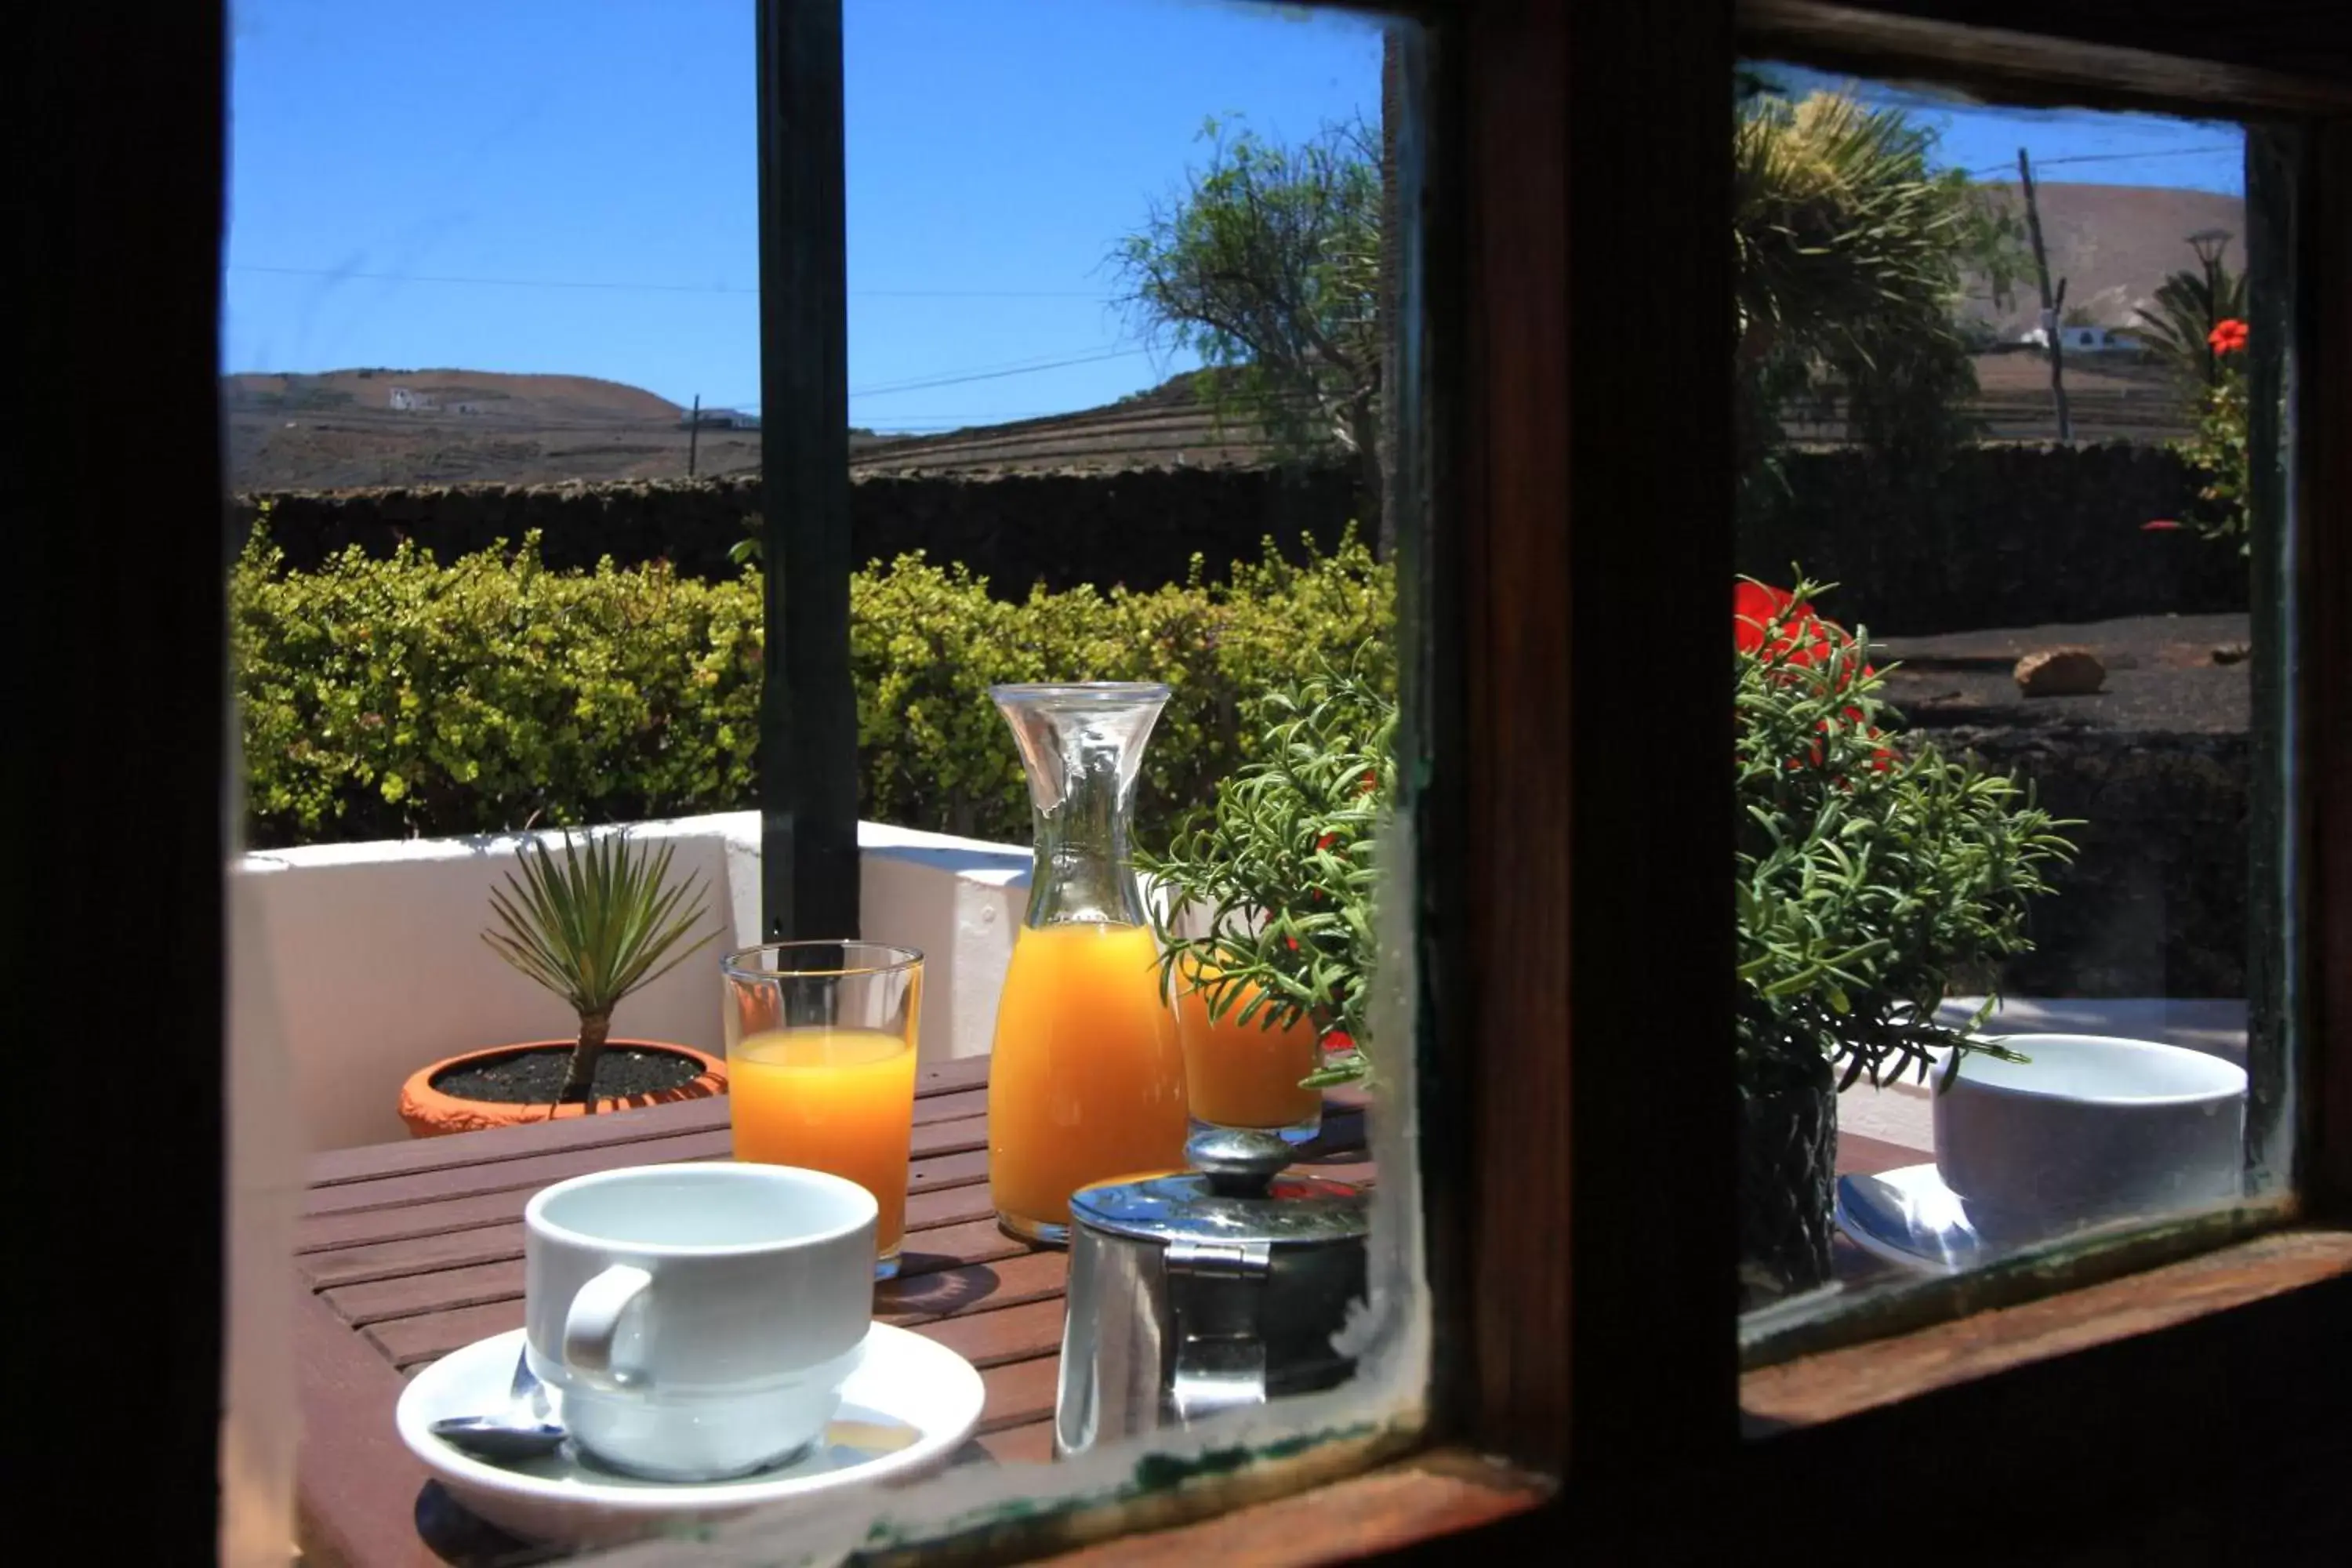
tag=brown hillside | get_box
[225,187,2239,490]
[1963,182,2247,336]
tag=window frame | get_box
[23,0,2352,1561]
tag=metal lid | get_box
[1068,1127,1368,1250]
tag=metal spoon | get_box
[430,1345,927,1471]
[430,1346,568,1462]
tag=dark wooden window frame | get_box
[22,0,2348,1562]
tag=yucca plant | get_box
[483,829,720,1105]
[1731,88,2022,486]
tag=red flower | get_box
[1737,581,1890,773]
[1735,580,1852,670]
[1735,581,1871,684]
[1320,1029,1356,1055]
[2209,318,2249,355]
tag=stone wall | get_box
[1955,726,2251,999]
[234,466,1365,593]
[1738,444,2245,635]
[237,445,2244,625]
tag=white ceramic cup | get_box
[523,1162,877,1481]
[1933,1033,2247,1244]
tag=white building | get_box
[681,407,760,430]
[387,386,435,412]
[2018,325,2143,354]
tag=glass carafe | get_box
[986,683,1189,1244]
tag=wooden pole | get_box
[2017,148,2073,442]
[687,393,700,478]
[754,0,859,941]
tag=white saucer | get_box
[396,1323,985,1547]
[1835,1163,1995,1276]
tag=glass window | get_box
[1730,62,2292,1345]
[228,2,1432,1557]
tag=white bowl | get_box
[1933,1033,2245,1243]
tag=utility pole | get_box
[687,393,701,479]
[2017,148,2072,443]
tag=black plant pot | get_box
[1737,1077,1838,1312]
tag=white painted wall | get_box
[241,813,1029,1152]
[240,808,2252,1163]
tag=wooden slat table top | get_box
[292,1054,1370,1566]
[290,1061,1898,1566]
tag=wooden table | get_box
[292,1057,1913,1565]
[293,1055,1374,1566]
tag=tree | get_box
[2136,230,2248,391]
[1731,89,2025,486]
[1113,117,1383,527]
[1116,89,2013,518]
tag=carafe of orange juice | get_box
[987,683,1189,1243]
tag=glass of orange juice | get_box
[722,942,923,1279]
[1171,956,1323,1145]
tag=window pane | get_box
[1731,64,2288,1344]
[230,1,1429,1555]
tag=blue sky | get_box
[223,5,2241,433]
[223,0,1382,430]
[1774,64,2244,196]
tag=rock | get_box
[2013,646,2107,697]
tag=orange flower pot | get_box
[397,1040,728,1138]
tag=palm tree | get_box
[2135,232,2247,390]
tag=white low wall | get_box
[239,813,1029,1152]
[237,809,2253,1161]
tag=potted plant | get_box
[397,827,728,1138]
[1140,661,1396,1091]
[1733,576,2077,1308]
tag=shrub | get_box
[231,526,1392,849]
[232,532,764,847]
[1733,577,2077,1100]
[1140,660,1395,1091]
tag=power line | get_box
[849,347,1149,398]
[227,263,1109,299]
[710,347,1152,409]
[1964,144,2241,178]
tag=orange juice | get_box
[731,1028,917,1258]
[988,920,1188,1237]
[1174,966,1323,1131]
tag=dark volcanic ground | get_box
[1870,612,2250,735]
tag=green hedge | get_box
[231,528,1393,850]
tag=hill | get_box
[224,185,2242,490]
[1962,182,2247,336]
[224,368,725,491]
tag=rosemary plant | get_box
[1736,576,2078,1099]
[1141,663,1396,1089]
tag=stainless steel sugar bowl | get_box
[1053,1126,1370,1459]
